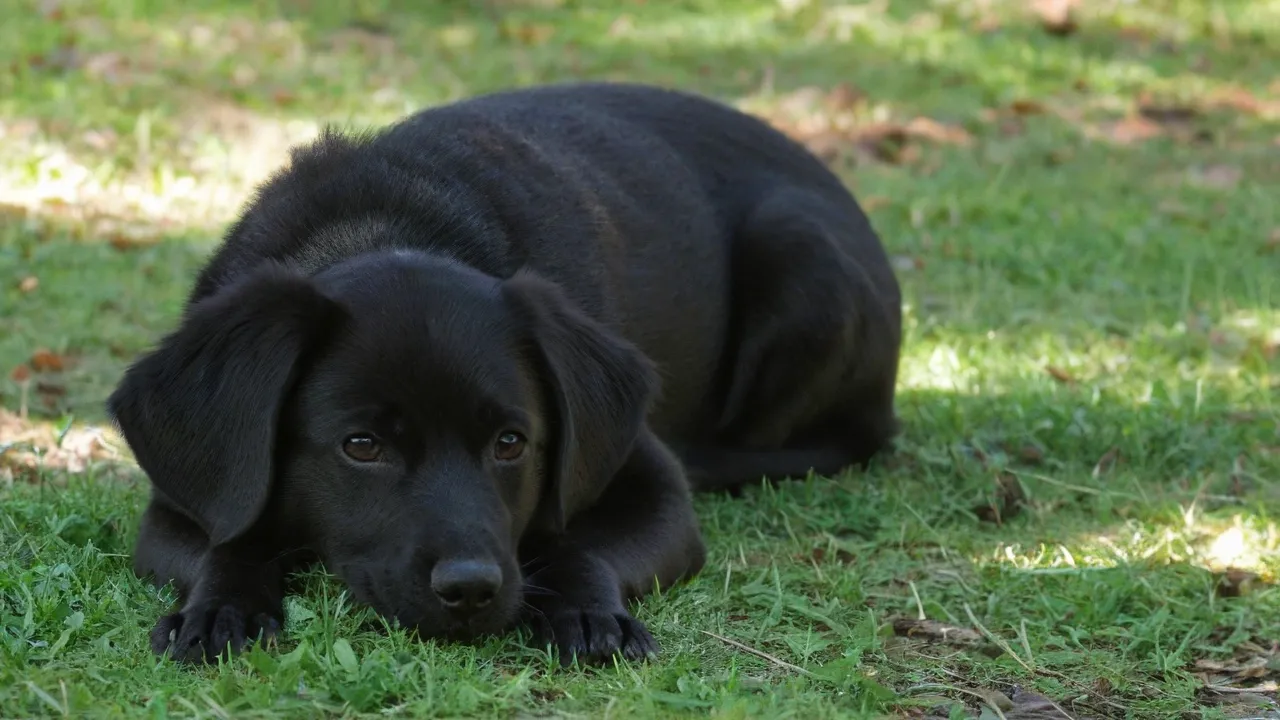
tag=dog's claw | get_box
[151,600,282,664]
[530,608,659,666]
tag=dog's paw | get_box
[528,607,659,665]
[151,600,282,664]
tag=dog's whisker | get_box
[521,584,562,598]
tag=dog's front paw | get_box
[151,599,282,664]
[528,606,659,665]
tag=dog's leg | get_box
[135,496,289,663]
[520,428,706,664]
[693,186,902,492]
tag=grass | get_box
[2,0,1279,717]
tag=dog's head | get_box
[109,249,657,641]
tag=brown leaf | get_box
[18,276,38,293]
[1092,447,1120,477]
[856,123,911,164]
[107,227,160,251]
[39,0,66,20]
[891,617,986,648]
[1018,443,1045,464]
[1002,688,1083,720]
[1045,365,1074,384]
[29,349,67,373]
[973,14,1002,33]
[1138,101,1198,126]
[1230,454,1253,497]
[504,22,555,45]
[824,82,865,112]
[1033,0,1079,36]
[1102,115,1164,144]
[1193,655,1273,679]
[974,472,1027,525]
[1207,87,1263,115]
[861,195,891,212]
[1215,568,1265,598]
[1010,99,1046,116]
[808,546,856,564]
[35,381,66,397]
[10,365,31,383]
[0,409,119,477]
[37,382,67,410]
[271,88,298,106]
[1263,228,1280,254]
[904,116,973,146]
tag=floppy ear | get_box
[502,270,659,532]
[107,263,340,546]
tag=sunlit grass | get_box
[2,0,1278,718]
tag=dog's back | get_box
[193,81,900,462]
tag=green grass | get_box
[2,0,1279,717]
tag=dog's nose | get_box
[430,559,503,613]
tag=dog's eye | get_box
[342,434,382,462]
[493,431,527,462]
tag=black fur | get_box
[108,82,902,666]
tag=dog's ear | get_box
[502,270,659,532]
[108,263,340,546]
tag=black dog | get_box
[108,82,902,666]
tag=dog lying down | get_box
[108,81,903,666]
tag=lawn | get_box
[1,0,1278,717]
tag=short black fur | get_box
[108,81,902,666]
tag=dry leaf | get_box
[855,123,912,164]
[999,687,1084,720]
[1215,568,1265,598]
[107,227,161,251]
[1010,99,1046,116]
[891,617,986,647]
[1018,443,1045,464]
[1138,101,1198,125]
[861,195,890,212]
[973,14,1002,33]
[1102,116,1163,144]
[10,364,31,383]
[505,22,555,45]
[18,276,38,293]
[1045,365,1074,383]
[1207,87,1263,115]
[0,409,121,479]
[1263,228,1280,254]
[905,116,973,146]
[1194,655,1273,679]
[824,82,865,112]
[974,472,1027,524]
[808,546,855,564]
[29,349,66,373]
[1230,454,1253,497]
[1092,447,1120,477]
[1034,0,1079,36]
